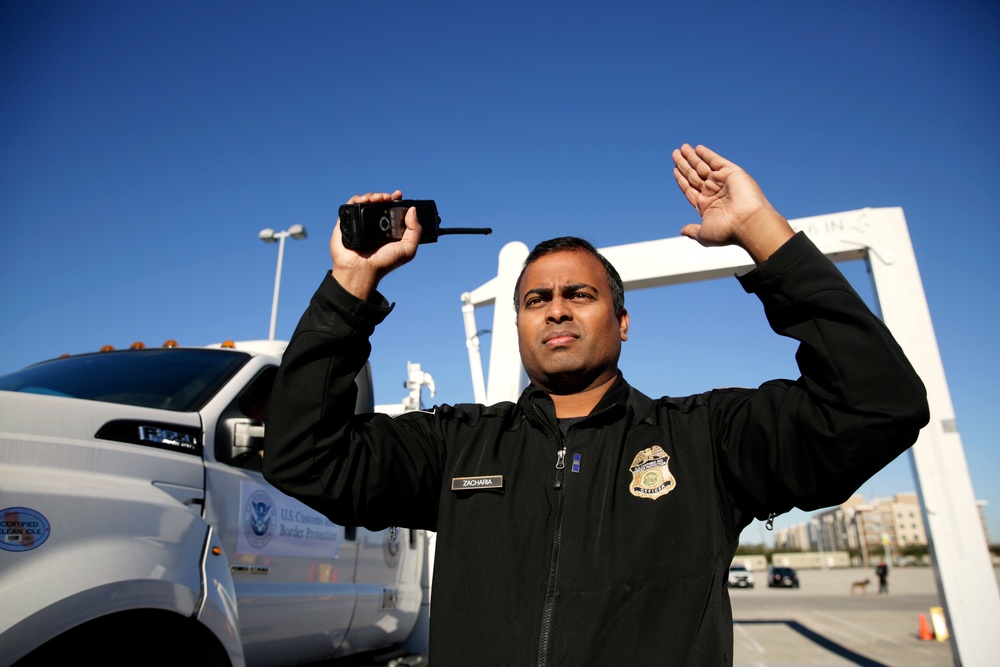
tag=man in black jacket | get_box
[263,144,929,665]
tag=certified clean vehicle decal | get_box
[0,507,51,552]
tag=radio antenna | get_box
[438,227,492,237]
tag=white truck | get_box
[0,340,425,666]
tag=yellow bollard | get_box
[929,606,950,642]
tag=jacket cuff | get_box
[306,272,395,335]
[736,232,819,295]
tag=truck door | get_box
[202,364,359,667]
[334,364,424,656]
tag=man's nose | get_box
[546,297,571,322]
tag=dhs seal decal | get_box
[628,445,676,500]
[244,489,276,549]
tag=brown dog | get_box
[851,578,871,594]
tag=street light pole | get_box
[259,224,307,341]
[269,232,287,342]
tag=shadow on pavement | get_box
[736,619,889,667]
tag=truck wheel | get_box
[14,610,230,667]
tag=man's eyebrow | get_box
[522,283,600,304]
[523,287,553,302]
[563,283,598,293]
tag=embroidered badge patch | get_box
[628,445,676,500]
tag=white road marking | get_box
[811,609,931,654]
[734,622,767,655]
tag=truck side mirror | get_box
[221,418,265,469]
[215,366,277,468]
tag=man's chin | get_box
[534,369,594,395]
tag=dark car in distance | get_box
[767,566,800,588]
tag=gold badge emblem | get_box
[628,445,676,500]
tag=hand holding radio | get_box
[338,199,491,251]
[331,191,492,300]
[331,191,423,301]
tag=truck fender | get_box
[197,525,246,667]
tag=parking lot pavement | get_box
[729,566,999,667]
[320,567,997,666]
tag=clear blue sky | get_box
[2,1,998,545]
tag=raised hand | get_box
[672,144,794,263]
[330,190,422,300]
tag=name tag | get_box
[451,475,504,491]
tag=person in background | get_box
[876,559,890,594]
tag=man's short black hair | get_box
[513,236,625,315]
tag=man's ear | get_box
[619,308,630,342]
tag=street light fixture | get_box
[259,224,307,341]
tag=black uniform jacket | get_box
[263,233,929,666]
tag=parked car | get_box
[727,564,755,588]
[767,566,800,588]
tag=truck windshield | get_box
[0,349,251,412]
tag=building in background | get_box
[774,493,989,566]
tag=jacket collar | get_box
[518,372,631,431]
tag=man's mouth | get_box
[543,331,578,346]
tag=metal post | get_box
[268,232,286,341]
[260,224,305,342]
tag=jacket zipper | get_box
[533,404,566,666]
[553,446,566,489]
[533,401,620,666]
[538,442,566,666]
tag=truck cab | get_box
[0,340,424,666]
